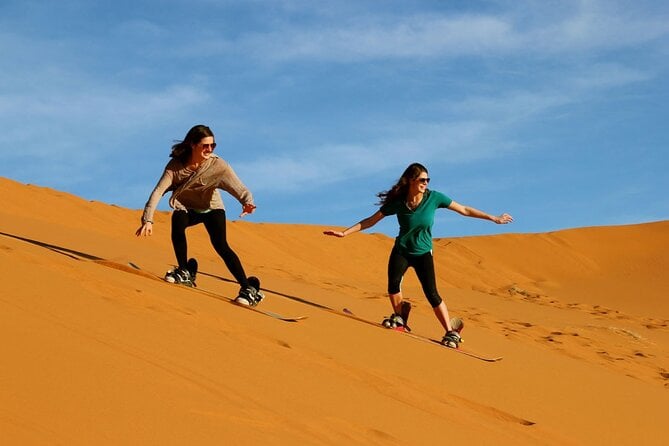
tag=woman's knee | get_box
[210,238,232,254]
[171,211,189,232]
[427,293,442,308]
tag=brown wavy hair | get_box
[376,163,428,206]
[170,125,215,164]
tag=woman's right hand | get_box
[323,230,345,237]
[135,222,153,237]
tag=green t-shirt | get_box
[380,190,452,256]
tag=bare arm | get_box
[447,200,513,224]
[323,210,386,237]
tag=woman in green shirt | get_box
[324,163,512,347]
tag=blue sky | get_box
[1,0,668,238]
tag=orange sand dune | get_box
[1,177,667,445]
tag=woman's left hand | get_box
[492,213,514,224]
[240,203,256,217]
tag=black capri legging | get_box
[171,209,248,287]
[387,246,442,308]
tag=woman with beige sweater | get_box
[135,124,263,306]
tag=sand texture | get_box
[1,177,667,445]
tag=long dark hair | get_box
[170,125,215,164]
[376,163,428,206]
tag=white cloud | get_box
[535,1,669,52]
[432,61,652,125]
[236,15,519,62]
[235,57,657,195]
[453,92,572,122]
[112,19,168,39]
[0,28,209,145]
[235,143,395,192]
[219,2,669,63]
[0,84,208,152]
[235,119,510,193]
[568,63,652,89]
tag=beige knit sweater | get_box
[141,155,253,223]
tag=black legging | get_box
[171,209,248,287]
[387,246,442,308]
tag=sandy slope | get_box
[1,177,667,445]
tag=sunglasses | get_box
[416,177,430,184]
[198,143,217,150]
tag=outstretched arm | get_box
[447,200,513,224]
[135,169,173,237]
[323,210,386,237]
